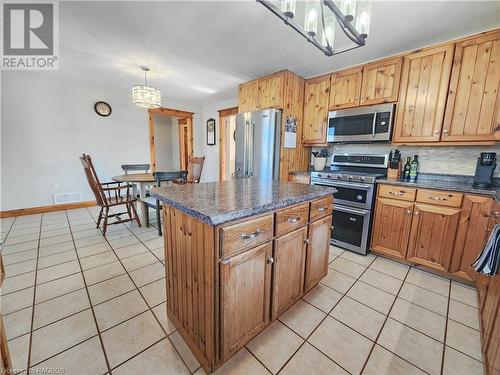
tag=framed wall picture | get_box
[207,118,216,146]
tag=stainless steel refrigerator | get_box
[234,108,282,179]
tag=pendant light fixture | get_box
[132,66,162,109]
[257,0,372,57]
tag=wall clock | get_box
[94,101,112,117]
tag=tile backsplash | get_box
[311,144,500,177]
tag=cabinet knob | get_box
[493,211,500,218]
[304,239,310,244]
[330,225,334,231]
[443,129,449,134]
[406,209,412,215]
[434,130,440,134]
[267,256,274,264]
[414,211,420,216]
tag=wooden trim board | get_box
[0,200,96,218]
[218,107,238,181]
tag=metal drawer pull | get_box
[240,229,261,240]
[493,211,500,218]
[288,216,301,223]
[304,239,310,244]
[220,258,230,265]
[267,256,274,264]
[429,196,448,201]
[389,191,404,196]
[330,226,334,231]
[318,206,329,212]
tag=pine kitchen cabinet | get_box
[371,182,499,281]
[329,67,363,110]
[152,179,334,373]
[442,30,500,143]
[359,57,403,106]
[393,44,455,143]
[302,74,331,144]
[237,70,284,112]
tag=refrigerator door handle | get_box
[248,121,254,177]
[243,120,249,176]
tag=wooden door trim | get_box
[148,108,194,172]
[218,107,238,181]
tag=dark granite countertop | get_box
[378,174,500,201]
[151,178,337,225]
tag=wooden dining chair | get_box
[121,164,150,174]
[80,154,141,235]
[142,171,188,236]
[187,155,205,183]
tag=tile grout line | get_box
[62,209,113,375]
[84,207,194,374]
[358,265,413,374]
[440,281,452,375]
[272,254,379,375]
[25,214,43,371]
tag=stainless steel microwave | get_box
[327,103,395,143]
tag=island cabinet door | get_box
[406,203,461,273]
[272,227,308,320]
[304,215,332,292]
[220,242,272,361]
[371,197,414,259]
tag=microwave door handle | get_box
[371,110,378,137]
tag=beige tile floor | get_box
[0,207,484,375]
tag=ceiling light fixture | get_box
[132,66,162,108]
[257,0,372,56]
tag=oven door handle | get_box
[333,205,370,216]
[326,180,372,190]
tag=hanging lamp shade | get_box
[132,66,162,108]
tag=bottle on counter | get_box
[409,155,419,181]
[403,157,412,180]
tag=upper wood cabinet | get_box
[442,30,500,142]
[329,68,363,110]
[272,227,307,319]
[220,242,272,360]
[238,80,260,113]
[393,44,455,143]
[371,197,414,259]
[406,203,461,273]
[302,75,331,144]
[238,71,284,112]
[360,57,402,106]
[304,215,332,292]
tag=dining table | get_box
[112,173,155,227]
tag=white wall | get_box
[198,97,238,182]
[1,71,201,210]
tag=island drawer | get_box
[275,202,309,237]
[378,185,416,201]
[310,196,333,220]
[416,189,463,207]
[220,214,274,257]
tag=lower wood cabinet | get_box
[452,195,494,280]
[220,242,272,360]
[371,197,414,259]
[304,215,332,292]
[272,227,307,319]
[406,203,460,272]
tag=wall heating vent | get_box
[53,192,82,204]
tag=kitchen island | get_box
[151,179,335,373]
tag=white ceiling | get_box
[56,0,500,104]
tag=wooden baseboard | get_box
[0,201,97,218]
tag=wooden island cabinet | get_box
[153,180,334,372]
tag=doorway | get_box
[148,108,194,172]
[218,107,239,180]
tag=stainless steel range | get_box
[311,154,389,255]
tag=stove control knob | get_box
[337,174,342,179]
[326,174,331,178]
[360,176,366,181]
[317,173,322,178]
[356,195,363,201]
[348,175,354,180]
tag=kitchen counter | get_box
[151,178,336,225]
[378,173,500,201]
